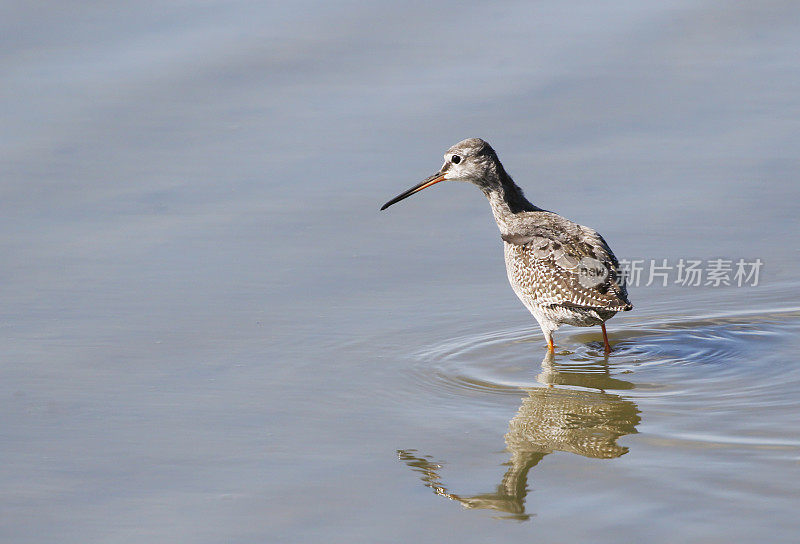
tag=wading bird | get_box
[380,138,632,353]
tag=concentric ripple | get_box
[408,327,548,398]
[406,307,800,401]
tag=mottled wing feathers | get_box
[501,213,632,312]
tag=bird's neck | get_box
[483,169,539,235]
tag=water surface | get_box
[2,1,800,542]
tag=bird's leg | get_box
[539,323,556,352]
[601,322,611,354]
[546,333,555,353]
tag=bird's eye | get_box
[451,155,461,164]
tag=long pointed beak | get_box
[380,172,447,211]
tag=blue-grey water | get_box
[2,1,800,542]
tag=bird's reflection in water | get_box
[398,351,640,520]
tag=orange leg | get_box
[546,335,555,352]
[601,322,611,354]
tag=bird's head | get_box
[380,138,503,210]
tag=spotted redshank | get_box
[380,138,632,353]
